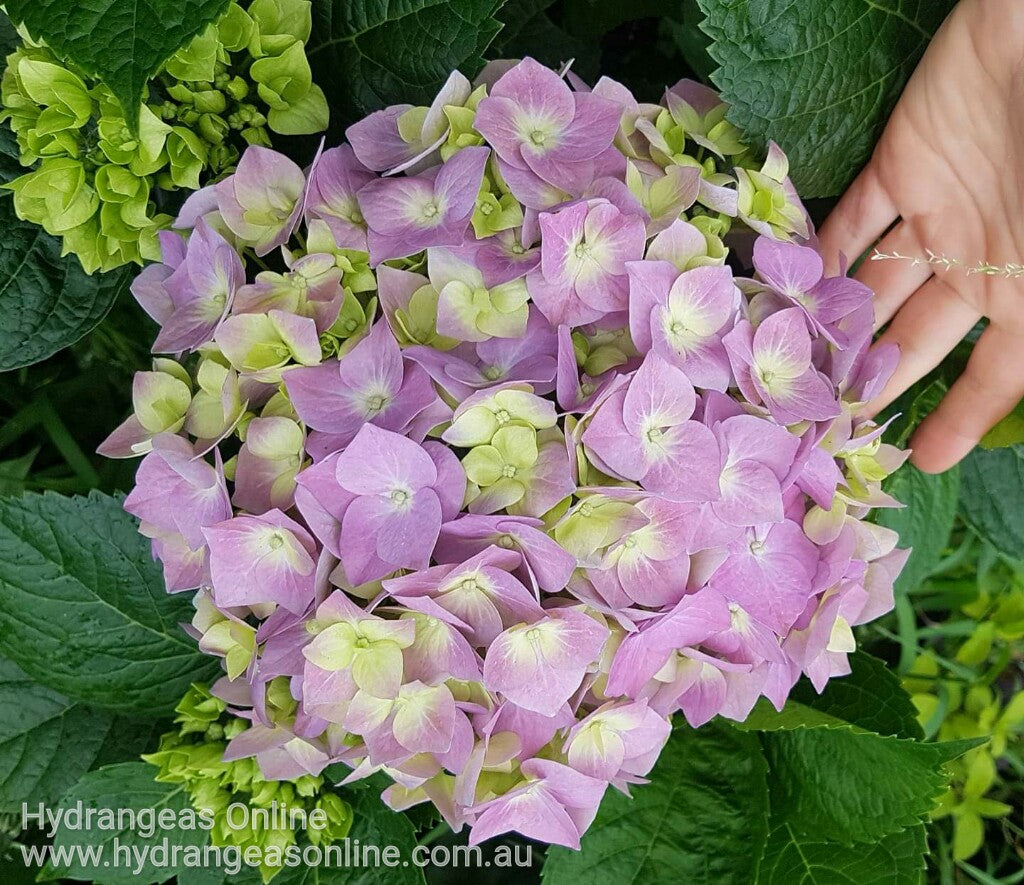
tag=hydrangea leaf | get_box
[882,378,947,448]
[307,0,503,123]
[0,654,162,812]
[741,650,955,739]
[0,491,218,714]
[765,651,925,741]
[0,656,111,811]
[761,729,983,844]
[739,651,980,845]
[487,0,608,83]
[0,12,18,58]
[876,462,960,594]
[759,823,928,885]
[0,128,132,369]
[697,0,957,197]
[3,0,232,130]
[40,762,209,884]
[175,780,425,885]
[979,399,1024,450]
[0,449,37,496]
[959,444,1024,558]
[239,786,426,885]
[542,720,769,884]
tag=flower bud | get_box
[193,89,228,115]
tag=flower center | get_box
[460,578,480,592]
[669,320,689,336]
[529,130,546,146]
[579,502,594,518]
[421,202,439,219]
[623,536,638,549]
[498,534,516,549]
[494,408,511,425]
[482,366,503,381]
[268,532,284,550]
[366,393,390,413]
[574,242,591,259]
[501,464,517,478]
[646,427,664,443]
[390,488,410,505]
[749,538,766,555]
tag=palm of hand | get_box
[819,0,1024,472]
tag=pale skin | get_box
[818,0,1024,472]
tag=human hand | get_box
[818,0,1024,472]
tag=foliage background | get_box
[0,0,1020,883]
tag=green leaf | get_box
[740,652,981,846]
[3,0,232,128]
[0,449,38,496]
[785,651,924,740]
[309,788,426,885]
[180,788,426,885]
[759,822,928,884]
[959,444,1024,558]
[0,129,132,368]
[882,378,947,449]
[542,720,769,884]
[697,0,957,197]
[559,0,680,40]
[90,716,169,770]
[490,1,600,82]
[762,729,981,844]
[0,11,19,59]
[876,463,960,594]
[308,0,503,124]
[979,399,1024,449]
[668,0,717,82]
[0,490,217,714]
[41,762,208,884]
[176,869,262,885]
[0,656,111,810]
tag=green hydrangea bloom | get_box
[440,83,487,160]
[0,0,328,273]
[143,684,354,883]
[472,164,523,239]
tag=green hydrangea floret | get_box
[143,684,353,882]
[0,0,328,274]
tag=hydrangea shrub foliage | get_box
[1,0,327,273]
[99,57,918,849]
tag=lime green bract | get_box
[0,0,327,273]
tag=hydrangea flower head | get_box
[108,58,910,851]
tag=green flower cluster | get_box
[143,684,352,882]
[1,0,328,274]
[900,533,1024,862]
